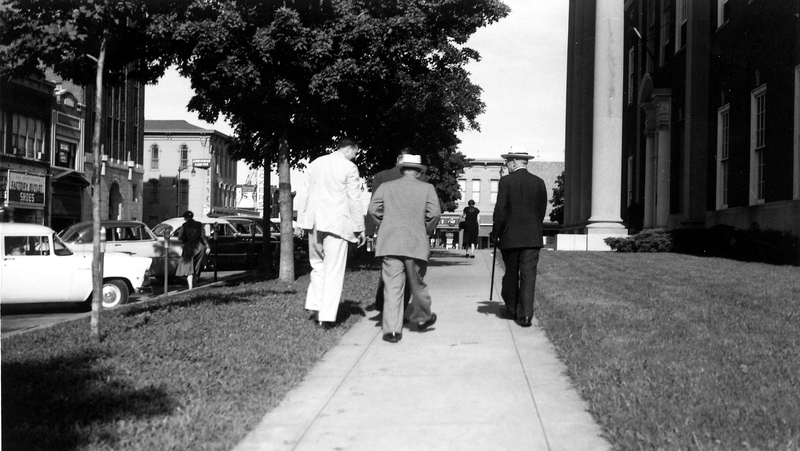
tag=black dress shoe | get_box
[307,311,319,322]
[318,321,335,329]
[418,313,437,331]
[470,254,475,258]
[498,308,516,320]
[516,316,532,328]
[383,332,402,343]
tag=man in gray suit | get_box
[368,154,441,343]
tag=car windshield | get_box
[58,226,84,242]
[52,234,73,256]
[151,223,174,237]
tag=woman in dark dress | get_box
[175,210,210,289]
[461,200,480,258]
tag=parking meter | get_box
[163,226,171,296]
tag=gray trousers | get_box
[381,256,431,334]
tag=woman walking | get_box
[461,200,480,258]
[176,210,210,289]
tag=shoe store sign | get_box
[2,171,46,207]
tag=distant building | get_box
[1,71,146,231]
[142,120,237,227]
[564,0,799,255]
[434,158,563,249]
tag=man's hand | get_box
[489,233,499,245]
[356,232,366,248]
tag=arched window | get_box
[179,144,188,169]
[150,144,159,169]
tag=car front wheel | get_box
[102,279,129,308]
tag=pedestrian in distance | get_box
[175,210,210,290]
[298,138,366,329]
[366,147,429,313]
[368,153,441,343]
[490,150,547,328]
[460,199,480,258]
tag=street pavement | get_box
[232,248,612,451]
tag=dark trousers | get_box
[500,247,541,319]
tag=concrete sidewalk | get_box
[233,249,611,451]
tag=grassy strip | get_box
[2,261,379,451]
[535,251,800,450]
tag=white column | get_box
[587,0,626,233]
[643,104,656,229]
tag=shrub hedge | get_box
[605,224,799,266]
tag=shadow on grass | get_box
[121,292,264,320]
[2,349,176,451]
[335,300,367,324]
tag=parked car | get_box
[152,216,270,271]
[58,220,177,276]
[222,216,305,258]
[1,223,151,308]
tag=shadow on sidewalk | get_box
[477,300,507,318]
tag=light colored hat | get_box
[501,145,534,160]
[396,154,427,171]
[500,151,535,160]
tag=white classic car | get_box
[1,223,152,308]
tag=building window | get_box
[179,144,188,169]
[628,46,636,105]
[717,0,730,28]
[150,144,159,169]
[471,179,480,204]
[458,179,466,204]
[179,180,188,204]
[659,0,672,67]
[149,180,159,204]
[675,0,687,51]
[490,180,499,203]
[717,104,730,209]
[750,85,767,204]
[10,113,45,159]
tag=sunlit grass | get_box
[535,251,800,450]
[2,261,379,451]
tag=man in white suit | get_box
[299,138,366,328]
[368,154,441,343]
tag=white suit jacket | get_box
[298,151,365,243]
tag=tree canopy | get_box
[0,0,189,85]
[172,0,510,208]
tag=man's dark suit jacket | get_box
[366,166,428,235]
[491,168,548,250]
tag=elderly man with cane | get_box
[490,150,548,327]
[368,153,441,343]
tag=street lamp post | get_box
[174,164,187,217]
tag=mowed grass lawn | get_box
[2,261,380,451]
[535,251,800,450]
[3,251,799,451]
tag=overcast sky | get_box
[144,0,569,181]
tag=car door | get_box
[1,234,77,303]
[208,222,242,269]
[108,225,161,258]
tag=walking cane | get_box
[489,241,497,300]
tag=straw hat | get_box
[501,145,534,160]
[396,154,427,171]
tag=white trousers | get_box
[305,228,350,322]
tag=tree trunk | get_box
[278,131,295,282]
[258,151,272,276]
[90,37,107,341]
